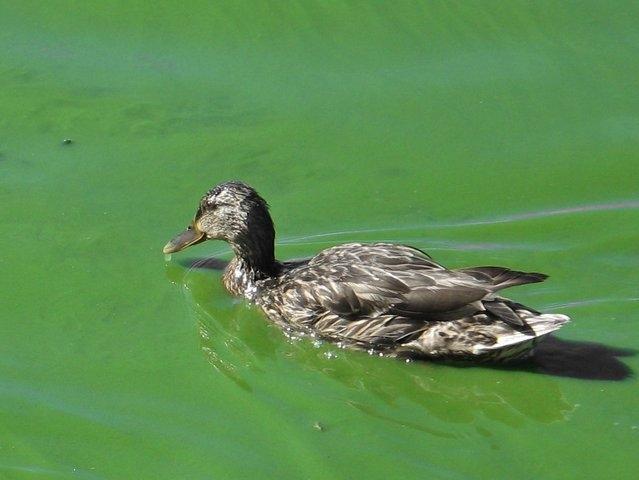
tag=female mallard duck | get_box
[164,181,569,362]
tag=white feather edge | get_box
[473,313,571,354]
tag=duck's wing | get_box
[309,264,491,321]
[294,243,480,319]
[293,243,545,325]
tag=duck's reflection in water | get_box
[166,261,583,434]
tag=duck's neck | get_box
[223,233,278,298]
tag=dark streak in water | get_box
[182,257,229,270]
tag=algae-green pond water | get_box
[1,1,638,479]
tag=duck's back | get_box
[271,242,511,321]
[254,242,569,360]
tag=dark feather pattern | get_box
[169,182,570,362]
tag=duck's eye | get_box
[200,203,217,213]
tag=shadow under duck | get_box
[164,181,570,362]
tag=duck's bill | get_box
[163,226,206,254]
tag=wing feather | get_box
[289,243,494,320]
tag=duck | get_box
[163,181,570,362]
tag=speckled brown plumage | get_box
[164,181,570,362]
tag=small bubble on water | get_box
[324,351,337,359]
[164,253,172,262]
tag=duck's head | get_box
[163,181,275,264]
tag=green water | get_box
[2,1,638,478]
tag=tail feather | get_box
[474,312,571,360]
[524,312,571,337]
[460,266,548,290]
[484,300,528,327]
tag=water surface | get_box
[1,2,638,479]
